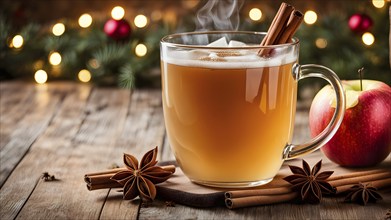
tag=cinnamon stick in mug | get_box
[259,2,303,57]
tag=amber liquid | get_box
[161,61,297,183]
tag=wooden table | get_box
[1,81,390,219]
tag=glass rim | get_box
[160,31,299,50]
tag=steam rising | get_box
[196,0,244,31]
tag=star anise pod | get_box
[110,147,174,202]
[283,160,334,204]
[165,201,175,207]
[344,182,383,205]
[385,209,391,220]
[41,172,56,181]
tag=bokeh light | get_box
[34,70,48,84]
[372,0,385,8]
[49,52,62,65]
[88,59,100,69]
[182,0,199,9]
[249,8,262,21]
[315,38,327,49]
[79,13,92,28]
[78,69,92,83]
[52,23,65,36]
[362,32,375,46]
[151,10,163,21]
[12,35,24,48]
[134,14,148,28]
[135,43,147,57]
[304,10,317,25]
[111,6,125,20]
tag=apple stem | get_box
[358,67,364,91]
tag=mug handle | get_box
[283,64,346,160]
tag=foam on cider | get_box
[162,38,297,69]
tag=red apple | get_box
[309,80,391,167]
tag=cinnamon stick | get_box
[275,10,303,44]
[225,186,291,199]
[225,170,391,209]
[85,165,176,191]
[260,3,293,46]
[327,168,389,181]
[258,2,303,57]
[225,192,298,209]
[334,177,391,194]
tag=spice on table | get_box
[109,163,120,169]
[84,147,175,204]
[385,209,391,220]
[344,182,383,205]
[165,201,175,207]
[283,160,334,204]
[41,172,56,181]
[225,167,391,209]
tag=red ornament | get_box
[348,13,373,33]
[104,19,131,40]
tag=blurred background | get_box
[0,0,390,90]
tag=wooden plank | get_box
[138,194,319,219]
[0,82,36,149]
[139,194,391,220]
[0,82,78,186]
[320,193,391,220]
[0,81,34,116]
[11,86,131,220]
[99,90,167,220]
[139,200,272,220]
[0,83,92,219]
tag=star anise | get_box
[385,209,391,220]
[165,201,175,207]
[41,172,56,181]
[344,182,383,205]
[110,146,174,202]
[283,160,334,204]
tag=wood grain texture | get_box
[0,82,35,153]
[0,82,78,186]
[0,83,92,219]
[14,86,131,220]
[1,81,390,220]
[99,90,166,220]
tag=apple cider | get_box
[161,53,298,184]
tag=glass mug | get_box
[160,31,345,188]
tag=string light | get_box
[111,6,125,20]
[135,43,147,57]
[134,14,148,28]
[249,8,262,21]
[49,52,62,65]
[372,0,385,8]
[78,69,92,83]
[362,32,375,46]
[34,70,48,84]
[52,23,65,36]
[315,38,327,49]
[304,10,317,25]
[12,35,24,48]
[79,13,92,28]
